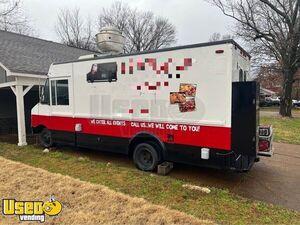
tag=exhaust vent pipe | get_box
[96,27,125,54]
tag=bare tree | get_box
[98,1,129,33]
[55,8,95,50]
[209,32,222,41]
[208,0,300,117]
[256,64,283,93]
[209,32,234,41]
[0,0,33,35]
[98,1,176,53]
[256,64,300,99]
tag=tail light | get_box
[259,140,270,152]
[258,125,273,157]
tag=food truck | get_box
[31,29,273,172]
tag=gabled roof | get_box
[0,30,97,76]
[260,87,276,95]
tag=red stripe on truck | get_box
[32,115,231,150]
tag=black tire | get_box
[39,128,53,148]
[133,142,159,171]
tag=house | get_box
[0,30,96,146]
[255,65,300,100]
[260,87,276,98]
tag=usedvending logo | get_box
[2,196,62,223]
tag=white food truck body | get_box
[32,40,272,171]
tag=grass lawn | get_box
[260,117,300,145]
[0,156,206,225]
[260,107,300,112]
[0,142,299,224]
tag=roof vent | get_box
[96,27,125,54]
[78,54,98,60]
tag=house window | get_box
[87,62,117,83]
[51,79,69,106]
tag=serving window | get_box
[87,62,117,83]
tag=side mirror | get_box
[40,85,50,105]
[40,87,45,102]
[40,94,47,104]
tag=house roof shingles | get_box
[0,30,96,76]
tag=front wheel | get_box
[133,143,159,171]
[39,128,53,148]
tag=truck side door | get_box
[49,77,75,145]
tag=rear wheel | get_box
[39,128,53,148]
[133,143,159,171]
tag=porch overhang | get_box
[0,63,47,146]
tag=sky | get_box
[21,0,235,46]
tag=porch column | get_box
[15,85,27,146]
